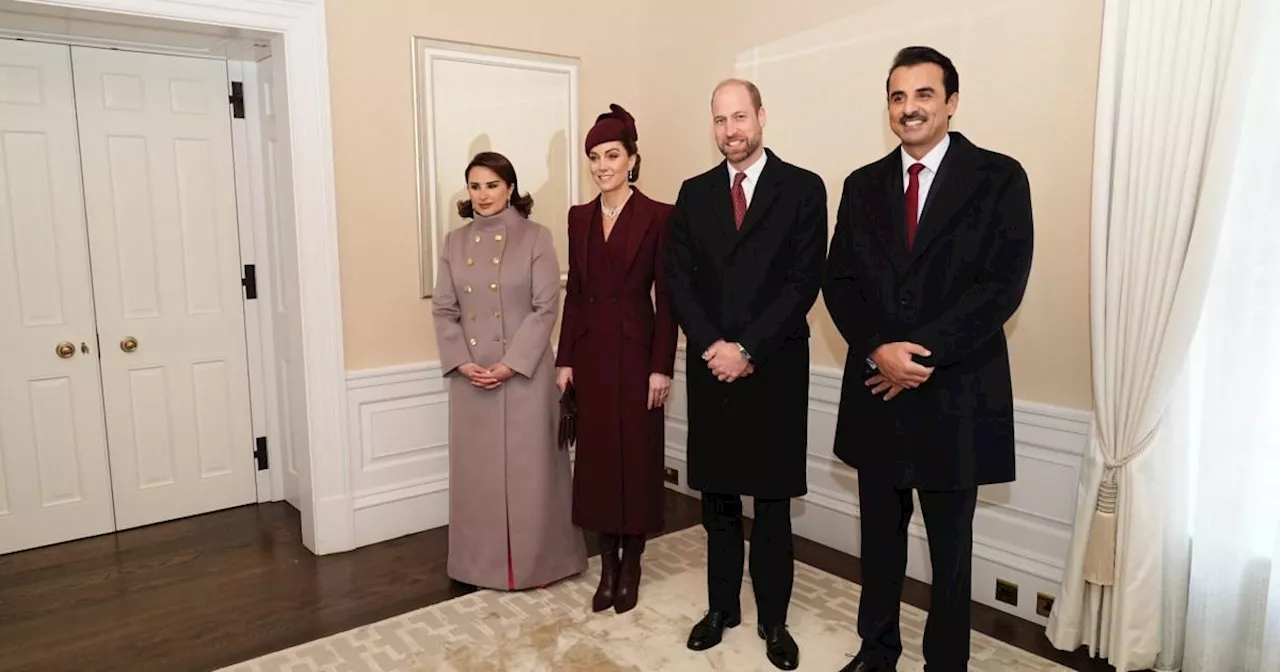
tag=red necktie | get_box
[731,171,747,229]
[905,163,924,250]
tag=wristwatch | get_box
[737,343,752,362]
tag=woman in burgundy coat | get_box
[555,104,678,614]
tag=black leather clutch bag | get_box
[558,384,577,451]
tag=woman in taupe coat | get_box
[431,151,586,590]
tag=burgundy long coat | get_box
[556,188,678,535]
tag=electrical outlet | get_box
[1036,592,1055,617]
[995,579,1018,606]
[663,466,679,485]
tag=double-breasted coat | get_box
[823,132,1035,490]
[664,149,828,499]
[555,188,678,534]
[431,206,587,590]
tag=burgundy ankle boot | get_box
[592,533,620,612]
[614,534,646,614]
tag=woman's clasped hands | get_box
[458,362,514,390]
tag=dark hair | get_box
[885,46,959,101]
[711,78,764,112]
[456,151,534,218]
[622,138,642,182]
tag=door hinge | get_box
[254,436,268,470]
[242,263,258,300]
[229,81,245,119]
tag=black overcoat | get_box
[664,149,827,499]
[823,132,1034,490]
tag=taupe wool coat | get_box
[431,206,586,590]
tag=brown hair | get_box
[711,78,764,112]
[456,151,534,218]
[623,139,642,182]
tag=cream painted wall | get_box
[326,0,1101,410]
[325,0,640,371]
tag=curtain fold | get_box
[1045,0,1257,669]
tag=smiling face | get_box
[587,140,635,193]
[712,82,765,168]
[466,166,512,217]
[887,62,958,159]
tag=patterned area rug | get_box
[219,527,1069,672]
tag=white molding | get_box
[411,37,580,296]
[25,0,351,554]
[345,358,1091,625]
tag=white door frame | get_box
[16,0,352,555]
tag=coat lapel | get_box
[572,200,595,282]
[621,189,653,274]
[875,150,909,275]
[707,161,738,242]
[905,133,982,268]
[734,150,784,244]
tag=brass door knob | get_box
[120,336,138,353]
[55,341,75,358]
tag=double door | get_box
[0,39,257,554]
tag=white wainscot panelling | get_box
[347,353,1090,626]
[346,364,450,548]
[661,352,1090,626]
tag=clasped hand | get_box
[459,362,514,390]
[866,342,934,401]
[703,340,754,383]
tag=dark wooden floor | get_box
[0,490,1116,672]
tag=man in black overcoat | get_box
[664,78,827,671]
[823,47,1034,672]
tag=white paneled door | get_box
[0,38,258,553]
[71,46,256,530]
[255,56,303,510]
[0,39,117,555]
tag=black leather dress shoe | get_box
[686,610,740,650]
[757,624,799,670]
[838,653,897,672]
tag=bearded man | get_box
[664,78,827,672]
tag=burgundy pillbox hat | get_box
[584,103,637,154]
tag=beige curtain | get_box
[1044,0,1258,669]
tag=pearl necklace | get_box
[601,191,632,219]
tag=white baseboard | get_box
[345,357,1091,626]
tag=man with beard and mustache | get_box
[664,78,826,671]
[822,46,1034,672]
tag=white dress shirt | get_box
[728,150,768,206]
[901,133,951,221]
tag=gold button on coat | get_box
[494,234,503,241]
[468,337,477,346]
[466,258,474,266]
[490,283,498,291]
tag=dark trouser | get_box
[855,479,978,672]
[702,493,794,626]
